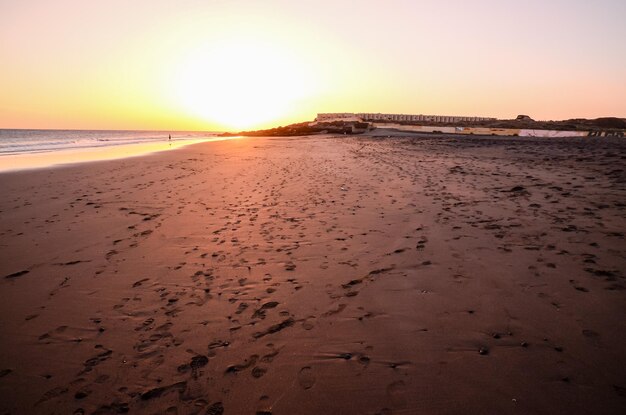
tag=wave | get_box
[0,129,220,155]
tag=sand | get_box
[0,134,624,414]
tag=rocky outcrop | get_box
[220,121,373,137]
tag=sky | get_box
[1,0,625,131]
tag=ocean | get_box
[0,129,219,155]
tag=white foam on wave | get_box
[0,130,237,173]
[0,129,220,155]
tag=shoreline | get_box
[1,134,624,414]
[0,136,240,173]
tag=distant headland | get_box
[221,112,626,138]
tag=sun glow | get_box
[172,38,318,130]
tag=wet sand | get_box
[0,134,625,414]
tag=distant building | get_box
[316,113,496,123]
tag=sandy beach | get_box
[0,134,624,414]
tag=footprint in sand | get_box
[225,355,258,374]
[205,402,224,415]
[132,278,150,288]
[386,380,407,406]
[297,366,316,390]
[251,366,267,378]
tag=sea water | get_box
[0,129,225,172]
[0,129,218,155]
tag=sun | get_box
[172,38,316,130]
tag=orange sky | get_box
[1,0,625,131]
